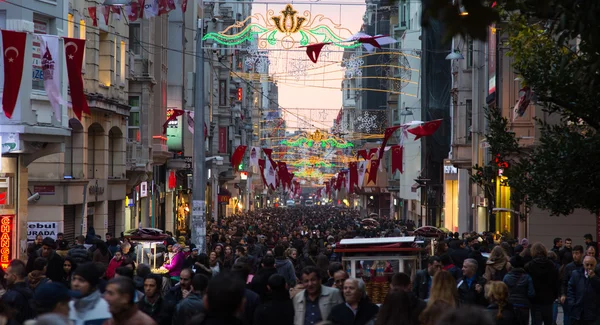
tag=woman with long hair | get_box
[484,246,511,282]
[485,281,517,325]
[222,245,235,270]
[62,256,77,288]
[208,251,222,276]
[420,271,458,325]
[375,290,421,325]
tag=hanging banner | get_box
[218,127,227,153]
[39,35,64,121]
[27,222,60,242]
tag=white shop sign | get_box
[27,222,61,242]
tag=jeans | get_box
[531,303,553,325]
[552,301,558,324]
[563,303,571,325]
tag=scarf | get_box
[74,289,101,313]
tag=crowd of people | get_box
[0,206,598,325]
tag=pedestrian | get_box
[292,266,343,325]
[173,274,207,325]
[69,262,112,325]
[567,256,600,325]
[253,274,294,325]
[27,257,50,293]
[93,240,112,267]
[114,267,144,303]
[165,268,194,305]
[68,235,92,265]
[561,245,585,325]
[189,273,246,325]
[485,281,517,325]
[103,277,158,325]
[162,244,185,286]
[457,258,487,306]
[413,256,442,300]
[525,243,560,325]
[2,260,35,324]
[435,305,495,325]
[62,257,77,288]
[503,254,535,325]
[328,278,379,325]
[275,245,297,287]
[106,250,125,280]
[376,290,422,325]
[484,246,511,282]
[249,255,278,301]
[28,282,77,324]
[138,274,174,325]
[37,237,64,282]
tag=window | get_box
[68,13,74,38]
[465,99,472,141]
[347,87,350,99]
[99,32,111,86]
[401,4,407,27]
[120,41,126,83]
[128,96,141,142]
[33,17,49,90]
[129,24,141,55]
[466,37,474,68]
[219,80,227,106]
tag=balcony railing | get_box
[126,141,149,170]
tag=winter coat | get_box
[68,245,92,265]
[275,257,297,287]
[253,293,294,325]
[503,268,535,307]
[413,269,432,300]
[486,303,518,325]
[163,251,185,277]
[468,251,488,277]
[567,269,600,321]
[173,293,204,325]
[525,257,560,304]
[450,247,470,268]
[243,288,261,325]
[328,299,379,325]
[457,275,487,306]
[2,282,35,324]
[93,249,112,266]
[484,258,511,282]
[249,267,278,301]
[138,296,175,325]
[106,258,124,279]
[26,271,50,293]
[562,261,583,296]
[292,285,344,325]
[69,292,112,325]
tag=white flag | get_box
[265,159,277,189]
[39,35,64,121]
[187,111,194,134]
[144,0,159,18]
[249,146,259,168]
[357,161,367,188]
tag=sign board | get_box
[33,185,55,195]
[444,166,458,174]
[140,181,148,198]
[27,222,59,242]
[166,106,183,152]
[0,215,13,269]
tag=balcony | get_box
[152,135,171,165]
[126,141,149,171]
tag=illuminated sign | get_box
[166,107,183,152]
[0,215,13,269]
[237,87,243,101]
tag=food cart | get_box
[334,236,423,304]
[123,228,169,269]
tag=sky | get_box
[250,0,368,131]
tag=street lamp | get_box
[445,50,465,60]
[103,0,131,5]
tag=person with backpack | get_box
[503,254,535,325]
[485,246,511,282]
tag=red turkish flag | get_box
[262,148,277,170]
[88,7,98,27]
[349,162,358,193]
[368,148,379,160]
[391,145,404,174]
[126,1,141,22]
[231,145,247,172]
[379,126,400,159]
[367,159,380,185]
[102,5,110,25]
[162,109,184,134]
[258,159,268,187]
[324,181,330,195]
[180,0,188,13]
[1,30,27,119]
[301,42,330,63]
[64,37,90,120]
[357,149,368,160]
[408,119,443,140]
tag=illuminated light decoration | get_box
[237,87,243,101]
[281,129,354,149]
[0,215,12,269]
[291,160,334,168]
[342,54,364,78]
[202,4,361,50]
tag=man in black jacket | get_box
[2,260,35,324]
[328,278,379,325]
[67,235,92,265]
[450,240,470,269]
[249,255,278,301]
[37,237,64,282]
[413,256,441,300]
[173,274,207,325]
[253,274,294,325]
[390,272,426,324]
[561,245,584,325]
[457,258,487,306]
[567,256,600,325]
[138,274,175,325]
[525,242,560,325]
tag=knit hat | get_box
[41,237,56,249]
[72,262,102,288]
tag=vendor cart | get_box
[334,236,423,304]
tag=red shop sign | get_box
[0,215,13,269]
